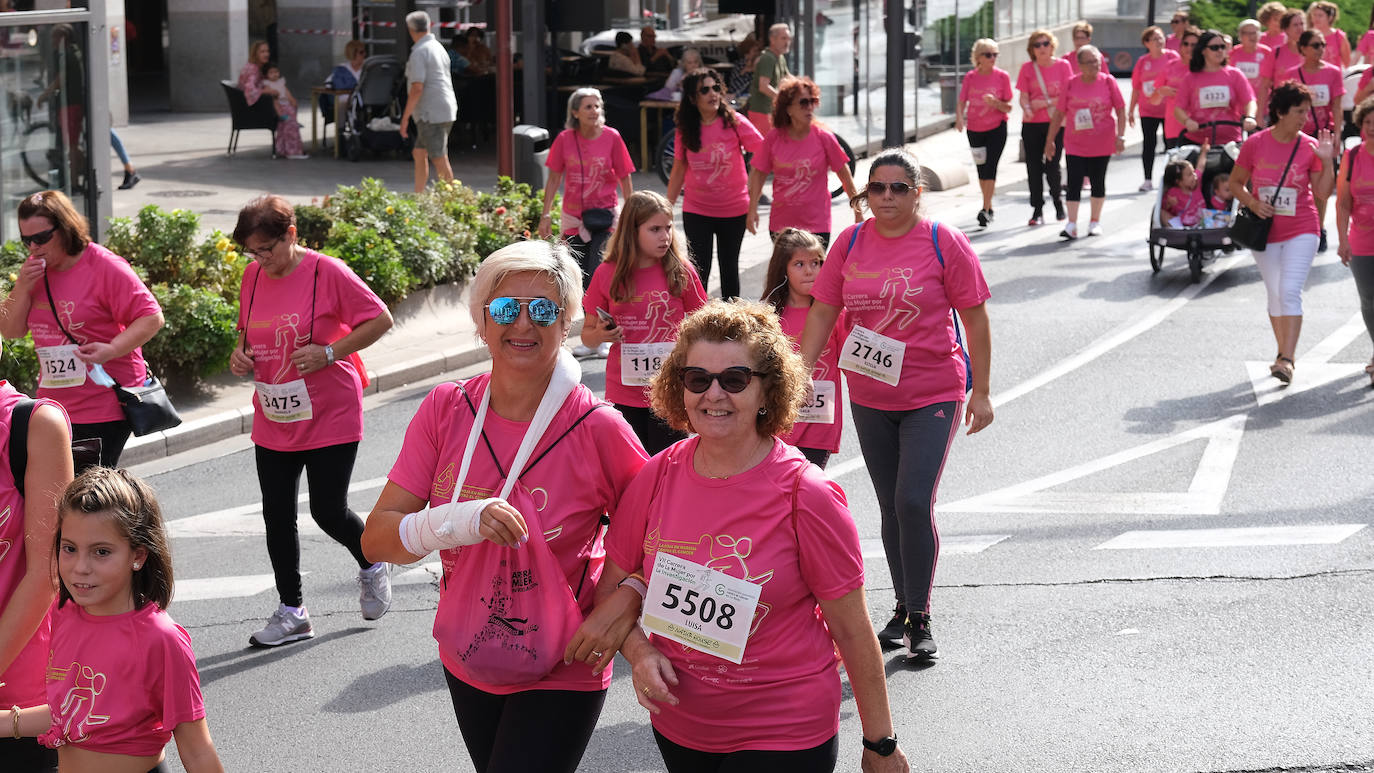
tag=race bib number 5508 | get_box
[640,551,762,664]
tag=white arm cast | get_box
[399,497,503,556]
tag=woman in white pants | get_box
[1229,80,1335,383]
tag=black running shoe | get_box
[903,614,938,660]
[877,604,906,648]
[977,209,989,227]
[1028,207,1044,226]
[1053,198,1066,221]
[1319,229,1328,253]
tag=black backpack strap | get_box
[521,404,607,478]
[9,398,34,498]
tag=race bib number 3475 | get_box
[640,551,762,664]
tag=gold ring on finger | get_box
[642,685,651,696]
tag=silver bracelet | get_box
[324,344,336,365]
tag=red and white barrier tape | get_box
[282,21,487,35]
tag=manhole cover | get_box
[147,190,215,198]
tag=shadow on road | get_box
[197,627,370,685]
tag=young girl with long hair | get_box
[9,468,224,773]
[582,191,709,454]
[761,228,847,468]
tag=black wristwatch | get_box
[862,733,898,756]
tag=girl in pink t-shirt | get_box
[1048,47,1126,239]
[760,229,846,467]
[666,68,765,300]
[583,191,709,455]
[1231,80,1336,383]
[1130,26,1180,190]
[1161,152,1205,227]
[955,40,1014,227]
[10,468,223,772]
[1335,103,1374,385]
[747,76,859,243]
[229,196,395,647]
[0,191,164,470]
[0,384,71,773]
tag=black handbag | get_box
[44,273,181,436]
[573,133,615,234]
[1230,136,1301,252]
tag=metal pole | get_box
[1146,0,1155,27]
[520,0,545,128]
[496,0,514,177]
[852,0,860,116]
[885,0,903,147]
[88,0,112,237]
[803,0,815,78]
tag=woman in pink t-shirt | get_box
[1232,20,1275,129]
[538,87,635,306]
[761,228,847,468]
[747,76,859,245]
[1307,2,1351,67]
[228,195,394,647]
[666,68,765,300]
[1336,99,1374,385]
[1230,81,1336,383]
[1355,67,1374,106]
[11,468,224,772]
[362,241,649,773]
[582,191,709,454]
[800,148,993,660]
[1047,46,1127,239]
[602,301,907,772]
[1273,10,1307,81]
[238,39,305,158]
[1284,29,1345,251]
[955,39,1014,227]
[1359,19,1374,65]
[0,385,71,773]
[0,190,164,470]
[1149,27,1200,149]
[1174,29,1258,146]
[1064,22,1111,75]
[1017,29,1074,225]
[1130,26,1181,190]
[1165,11,1190,51]
[1259,2,1289,51]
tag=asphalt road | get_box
[132,156,1374,773]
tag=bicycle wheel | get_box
[21,121,62,190]
[828,132,857,200]
[656,129,674,186]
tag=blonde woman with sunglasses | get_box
[956,39,1014,226]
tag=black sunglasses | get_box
[19,227,56,247]
[680,366,769,394]
[698,83,723,95]
[981,51,999,58]
[1032,40,1052,48]
[1206,43,1227,51]
[1307,41,1326,49]
[798,97,818,107]
[866,181,914,196]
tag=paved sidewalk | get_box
[113,76,1144,465]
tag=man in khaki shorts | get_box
[399,10,458,192]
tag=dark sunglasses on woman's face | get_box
[1206,43,1227,51]
[798,97,818,107]
[1307,41,1326,49]
[866,181,914,196]
[981,51,999,58]
[486,296,563,326]
[680,366,769,394]
[1032,40,1052,48]
[19,227,56,247]
[699,83,723,95]
[1182,40,1197,48]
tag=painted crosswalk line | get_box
[167,476,389,538]
[1246,312,1370,407]
[860,534,1010,560]
[174,573,280,602]
[1093,524,1367,550]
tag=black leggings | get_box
[654,729,839,773]
[967,122,1008,181]
[0,737,57,773]
[683,211,747,299]
[799,446,831,469]
[1140,116,1164,180]
[1064,154,1110,202]
[568,230,611,291]
[71,419,131,470]
[851,400,960,617]
[614,403,685,456]
[445,667,607,773]
[256,441,370,608]
[1020,121,1063,208]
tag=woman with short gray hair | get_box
[363,239,648,773]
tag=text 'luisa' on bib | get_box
[640,551,762,664]
[255,379,314,423]
[796,380,836,424]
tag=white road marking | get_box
[168,476,389,538]
[1094,524,1367,550]
[943,414,1246,515]
[826,455,867,480]
[859,534,1009,559]
[1246,312,1370,407]
[174,573,281,602]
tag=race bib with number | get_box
[1236,61,1260,79]
[620,341,674,387]
[970,146,988,165]
[1198,85,1231,109]
[1143,81,1156,97]
[839,326,905,387]
[37,344,85,388]
[640,551,762,664]
[1258,186,1298,217]
[1310,84,1330,107]
[796,380,836,424]
[1074,108,1094,131]
[255,379,314,423]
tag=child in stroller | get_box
[1148,120,1244,280]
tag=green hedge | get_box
[1187,0,1373,43]
[0,176,557,392]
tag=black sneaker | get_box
[976,209,989,227]
[877,604,906,648]
[1318,229,1328,253]
[118,171,140,190]
[1053,198,1066,221]
[1028,207,1044,226]
[903,614,938,660]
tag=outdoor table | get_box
[639,98,679,170]
[311,86,352,158]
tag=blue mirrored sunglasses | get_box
[486,296,563,326]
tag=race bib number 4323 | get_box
[640,551,762,664]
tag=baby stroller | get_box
[342,55,412,161]
[1147,120,1243,282]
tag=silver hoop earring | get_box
[758,408,767,416]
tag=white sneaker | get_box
[286,153,309,160]
[1138,179,1153,192]
[358,562,392,621]
[1059,222,1078,240]
[595,342,611,358]
[249,604,314,647]
[1088,221,1103,236]
[571,344,594,357]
